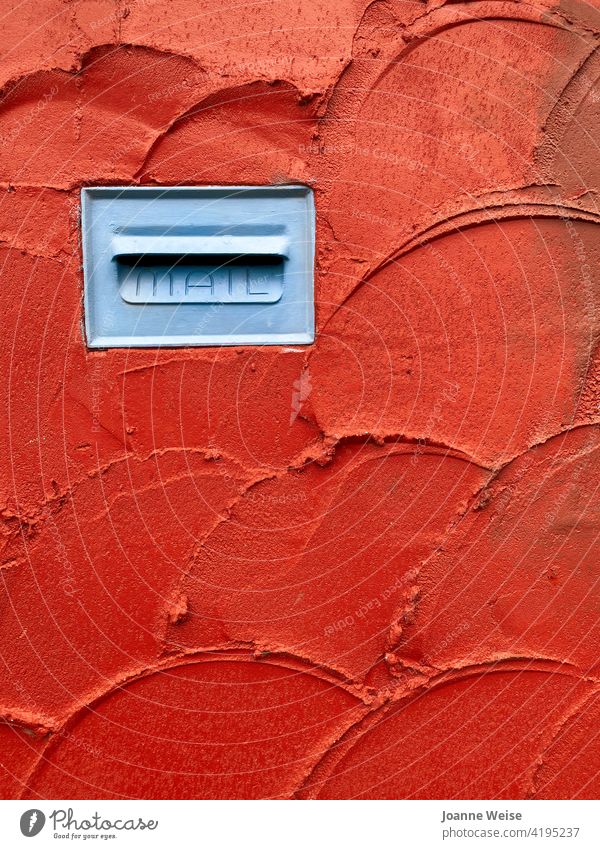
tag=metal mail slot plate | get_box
[81,186,315,348]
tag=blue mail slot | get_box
[81,186,315,347]
[118,256,284,304]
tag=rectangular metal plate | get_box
[81,186,315,347]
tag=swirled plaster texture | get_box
[0,0,599,799]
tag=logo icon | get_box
[290,368,312,425]
[20,810,45,837]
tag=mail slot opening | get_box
[116,253,284,305]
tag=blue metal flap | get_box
[81,186,315,348]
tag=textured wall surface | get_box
[1,0,600,799]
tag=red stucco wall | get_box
[1,0,600,799]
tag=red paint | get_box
[1,0,599,799]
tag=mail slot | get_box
[117,255,284,304]
[81,186,315,347]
